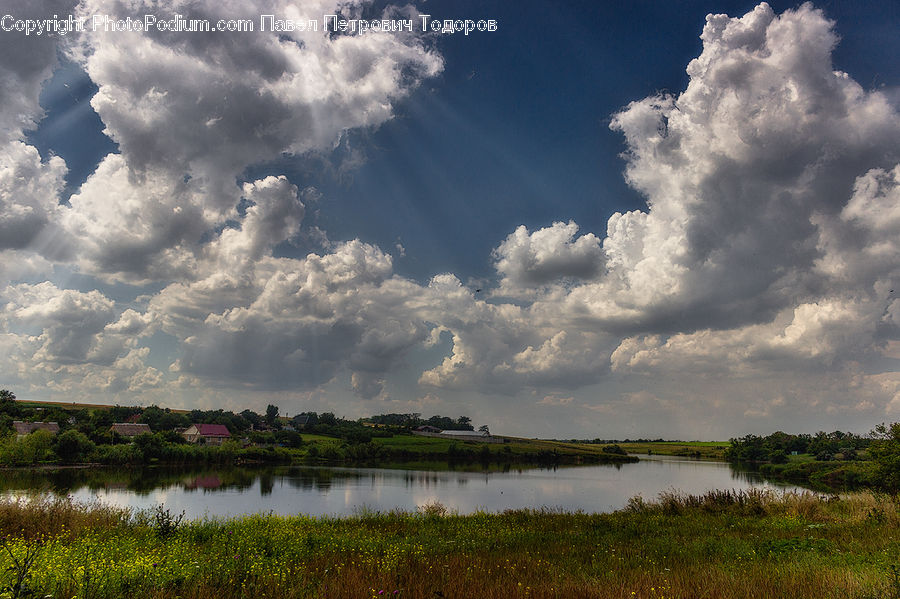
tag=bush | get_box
[134,433,165,461]
[274,430,303,448]
[6,430,56,466]
[53,430,96,464]
[94,443,142,465]
[769,450,788,464]
[602,444,627,455]
[870,422,900,492]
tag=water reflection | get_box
[0,459,808,519]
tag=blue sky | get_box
[2,0,899,438]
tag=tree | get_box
[769,450,788,464]
[54,430,96,464]
[18,429,54,465]
[275,430,303,448]
[0,389,20,417]
[870,422,900,492]
[241,409,262,429]
[265,404,280,427]
[140,405,189,432]
[134,433,165,460]
[478,424,490,435]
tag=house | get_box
[13,421,59,440]
[110,423,152,438]
[182,423,231,445]
[413,427,501,443]
[439,429,496,442]
[415,425,442,433]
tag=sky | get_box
[1,0,899,440]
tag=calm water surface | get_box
[2,457,805,519]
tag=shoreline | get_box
[0,490,895,598]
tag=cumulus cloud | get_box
[493,221,604,295]
[0,1,73,254]
[0,0,448,401]
[0,0,75,143]
[148,240,430,394]
[2,0,442,284]
[0,142,66,252]
[66,0,442,225]
[3,1,900,434]
[576,2,899,334]
[59,155,206,282]
[0,281,160,396]
[442,2,900,422]
[495,330,612,387]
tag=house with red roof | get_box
[182,423,231,446]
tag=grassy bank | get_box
[617,441,729,460]
[0,430,637,470]
[1,491,898,598]
[368,435,639,466]
[756,458,877,489]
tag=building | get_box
[182,423,231,445]
[438,429,496,443]
[412,427,501,443]
[110,423,152,438]
[13,421,59,440]
[414,425,442,433]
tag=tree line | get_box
[724,430,870,464]
[725,425,900,492]
[0,390,488,465]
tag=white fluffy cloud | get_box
[0,282,160,394]
[0,142,66,252]
[0,282,154,365]
[0,0,74,143]
[572,2,899,334]
[0,1,73,253]
[0,0,443,402]
[2,2,899,435]
[476,2,899,425]
[148,239,430,396]
[493,221,604,296]
[47,0,442,282]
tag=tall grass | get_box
[0,491,897,598]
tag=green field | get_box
[375,435,632,459]
[297,433,343,445]
[1,491,897,598]
[618,441,730,460]
[13,399,191,414]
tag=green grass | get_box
[297,433,342,445]
[1,491,899,598]
[373,435,597,454]
[618,441,730,460]
[757,459,876,490]
[323,434,640,465]
[373,435,460,453]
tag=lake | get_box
[1,457,805,519]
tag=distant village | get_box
[1,389,493,450]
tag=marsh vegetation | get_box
[1,491,898,598]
